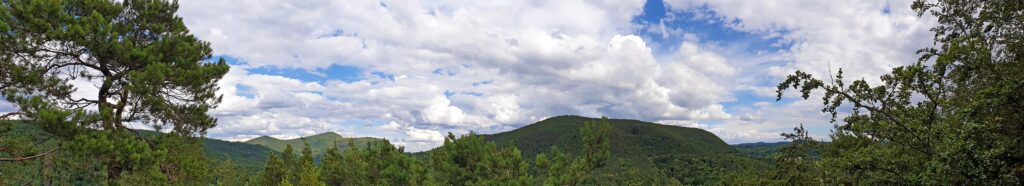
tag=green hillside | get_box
[0,120,274,182]
[244,132,384,155]
[203,138,276,170]
[732,142,789,160]
[483,115,768,184]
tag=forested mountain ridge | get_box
[244,132,384,155]
[481,115,768,184]
[485,115,733,157]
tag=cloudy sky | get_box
[154,0,936,151]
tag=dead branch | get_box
[0,112,25,120]
[0,147,60,162]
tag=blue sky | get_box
[158,0,938,151]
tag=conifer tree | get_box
[262,154,285,185]
[320,142,344,185]
[281,144,298,184]
[0,0,229,183]
[541,117,614,185]
[429,133,532,185]
[278,174,294,186]
[297,140,324,186]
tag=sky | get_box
[0,0,939,152]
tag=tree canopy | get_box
[776,0,1023,184]
[0,0,228,183]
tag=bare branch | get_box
[0,112,25,120]
[0,147,60,162]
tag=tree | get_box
[212,158,245,186]
[278,174,295,186]
[430,133,532,185]
[281,144,297,185]
[325,139,432,185]
[540,117,614,185]
[764,124,820,185]
[262,154,286,185]
[579,117,612,169]
[0,0,229,182]
[297,140,325,186]
[320,142,345,185]
[776,0,1023,184]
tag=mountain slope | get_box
[485,115,733,157]
[482,115,766,184]
[203,138,276,170]
[732,141,789,160]
[0,120,274,173]
[244,132,384,155]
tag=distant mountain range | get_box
[243,132,383,155]
[204,131,386,169]
[206,115,789,183]
[2,116,790,182]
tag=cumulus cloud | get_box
[664,0,935,83]
[175,0,746,151]
[167,0,938,150]
[651,0,937,141]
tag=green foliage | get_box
[775,0,1024,184]
[0,120,225,185]
[0,121,96,185]
[261,153,286,186]
[298,140,325,186]
[0,0,229,183]
[430,133,533,185]
[486,115,751,184]
[536,117,614,185]
[282,144,298,184]
[579,117,612,169]
[319,142,345,185]
[203,137,276,170]
[763,125,821,185]
[211,158,249,186]
[732,142,790,160]
[319,140,432,185]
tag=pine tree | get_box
[278,174,294,186]
[297,140,325,186]
[541,117,613,185]
[0,0,229,183]
[262,154,285,185]
[281,144,297,184]
[213,158,245,186]
[429,133,532,185]
[580,117,613,169]
[320,142,344,185]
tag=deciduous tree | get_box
[776,0,1024,184]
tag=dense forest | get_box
[1,0,1022,185]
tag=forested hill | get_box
[482,115,767,184]
[202,138,276,169]
[485,115,732,157]
[244,132,384,155]
[732,142,789,160]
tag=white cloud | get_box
[169,0,938,150]
[663,0,935,83]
